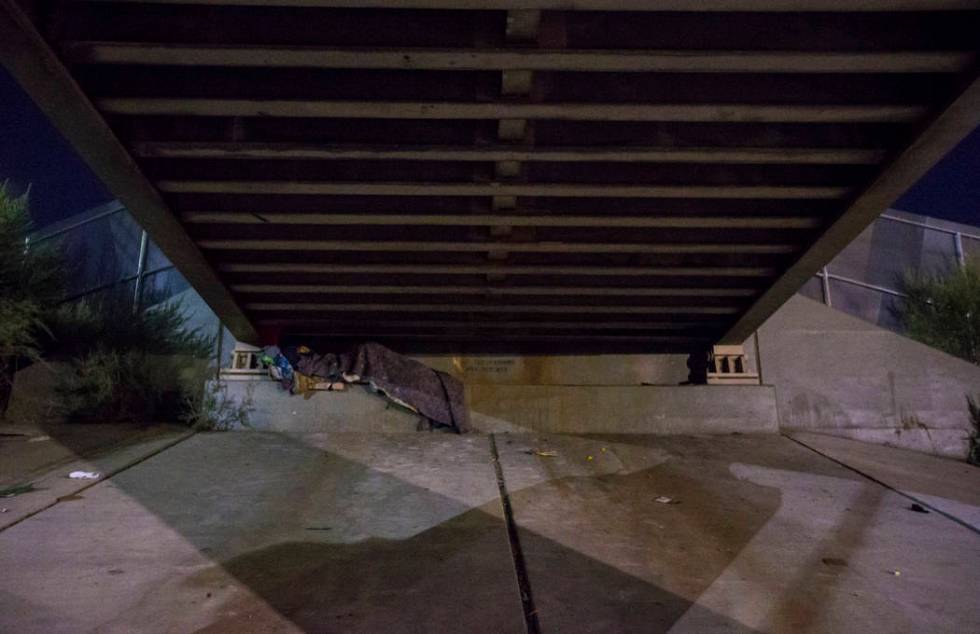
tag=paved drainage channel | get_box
[489,433,541,634]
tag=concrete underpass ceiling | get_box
[3,0,979,352]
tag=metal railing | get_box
[28,200,174,309]
[811,211,979,310]
[28,201,225,366]
[29,202,977,339]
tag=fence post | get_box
[820,267,833,307]
[132,229,149,310]
[954,231,966,268]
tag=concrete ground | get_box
[0,430,978,633]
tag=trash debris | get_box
[822,557,848,568]
[908,503,929,514]
[889,570,902,576]
[68,471,100,480]
[586,455,594,461]
[0,483,36,498]
[260,346,295,390]
[0,508,8,513]
[524,449,558,457]
[27,435,51,443]
[293,372,347,399]
[600,447,608,453]
[654,496,681,505]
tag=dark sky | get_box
[0,66,977,229]
[0,68,110,227]
[896,125,980,226]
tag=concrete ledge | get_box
[467,384,779,435]
[223,378,424,433]
[223,378,777,435]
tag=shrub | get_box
[51,293,215,423]
[181,380,255,431]
[47,292,213,360]
[899,260,980,366]
[0,185,64,414]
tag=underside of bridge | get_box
[2,0,979,352]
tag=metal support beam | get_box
[721,73,980,344]
[73,0,980,12]
[64,43,973,74]
[159,181,849,199]
[240,333,713,343]
[0,0,258,343]
[199,239,797,254]
[253,319,724,330]
[245,303,740,315]
[231,284,758,297]
[182,212,823,229]
[217,263,778,277]
[133,142,888,165]
[97,98,927,123]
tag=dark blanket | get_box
[293,342,469,433]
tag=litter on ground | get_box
[68,471,100,480]
[0,483,36,498]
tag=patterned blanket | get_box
[292,342,469,433]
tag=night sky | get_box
[0,69,111,227]
[0,66,977,229]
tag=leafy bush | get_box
[47,292,213,361]
[1,184,216,424]
[899,260,980,366]
[51,293,215,423]
[181,381,255,431]
[0,185,64,414]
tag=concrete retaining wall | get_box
[757,295,980,459]
[467,384,779,435]
[413,353,690,386]
[220,378,423,433]
[221,377,778,436]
